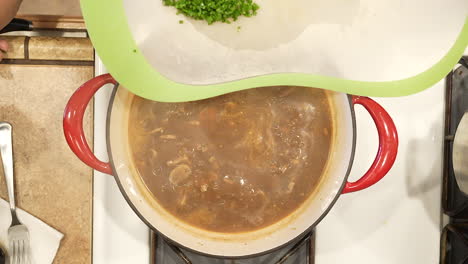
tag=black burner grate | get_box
[441,58,468,264]
[440,224,468,264]
[152,231,315,264]
[443,60,468,218]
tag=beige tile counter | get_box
[28,37,93,61]
[1,37,26,60]
[0,64,94,264]
[0,24,94,263]
[19,0,82,17]
[1,36,93,62]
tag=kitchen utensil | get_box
[0,122,31,264]
[0,18,32,34]
[453,112,468,195]
[63,74,398,257]
[0,199,64,264]
[80,0,468,102]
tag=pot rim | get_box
[105,85,358,259]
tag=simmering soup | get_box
[128,86,334,233]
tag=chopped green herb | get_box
[237,26,242,32]
[179,20,184,24]
[162,0,260,25]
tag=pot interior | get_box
[107,86,355,257]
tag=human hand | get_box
[0,39,8,62]
[0,0,23,30]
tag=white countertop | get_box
[314,49,467,264]
[315,83,444,263]
[92,59,150,264]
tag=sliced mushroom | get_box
[160,134,177,140]
[177,191,188,207]
[286,182,295,194]
[150,149,158,160]
[146,127,163,135]
[188,120,200,126]
[167,155,189,166]
[223,175,235,185]
[169,164,192,186]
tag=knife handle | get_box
[0,18,33,34]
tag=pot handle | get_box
[63,74,117,175]
[342,96,398,194]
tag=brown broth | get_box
[128,86,333,233]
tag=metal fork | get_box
[0,122,31,264]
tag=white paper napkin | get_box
[0,199,63,264]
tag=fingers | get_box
[0,40,7,62]
[0,40,8,52]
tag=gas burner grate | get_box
[441,57,468,264]
[443,61,468,218]
[440,224,468,264]
[152,231,315,264]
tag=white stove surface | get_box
[316,85,444,264]
[315,48,467,264]
[92,52,467,263]
[92,59,150,264]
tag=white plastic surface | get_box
[92,58,150,264]
[315,80,445,263]
[124,0,467,85]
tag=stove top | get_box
[92,53,454,264]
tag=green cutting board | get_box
[82,0,468,102]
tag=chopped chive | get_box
[162,0,260,25]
